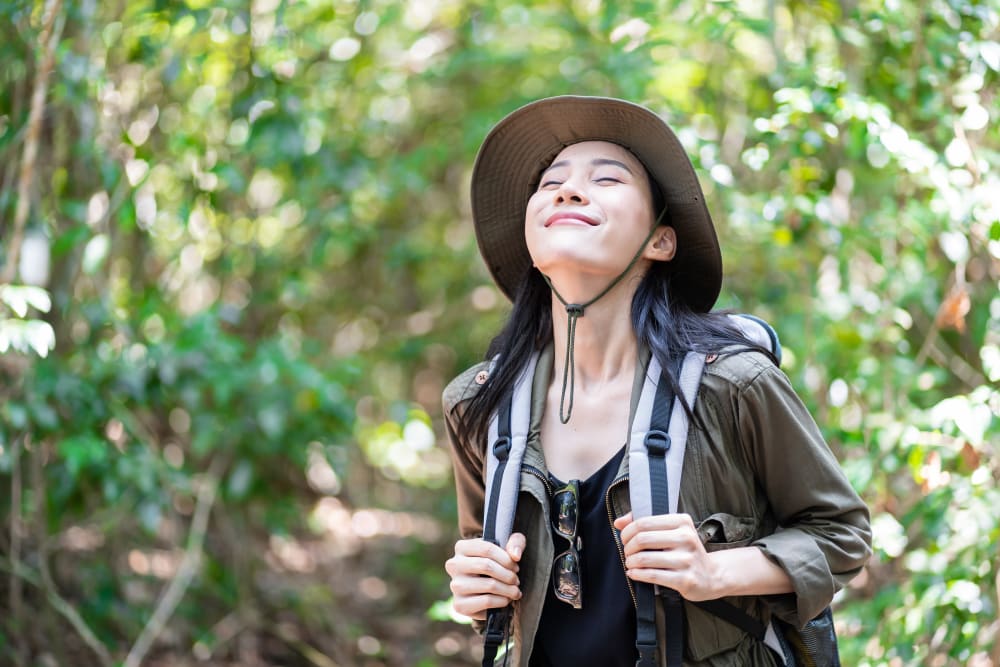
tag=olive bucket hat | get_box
[470,95,722,313]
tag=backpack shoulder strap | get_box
[731,313,782,366]
[480,352,538,667]
[628,314,786,667]
[628,351,705,667]
[482,352,537,547]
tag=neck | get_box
[548,280,639,390]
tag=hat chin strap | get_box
[542,209,667,424]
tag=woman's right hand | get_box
[445,533,526,620]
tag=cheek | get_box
[525,191,545,216]
[523,194,545,244]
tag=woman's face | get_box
[524,141,659,284]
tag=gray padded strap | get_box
[628,352,705,517]
[626,355,662,520]
[731,314,782,365]
[484,352,539,547]
[665,352,705,512]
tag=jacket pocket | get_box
[696,513,756,552]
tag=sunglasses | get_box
[551,479,583,609]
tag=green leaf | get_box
[57,435,109,477]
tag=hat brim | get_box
[470,95,722,313]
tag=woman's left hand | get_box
[613,512,721,601]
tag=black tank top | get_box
[529,446,637,666]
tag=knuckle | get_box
[487,578,508,594]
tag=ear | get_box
[643,226,677,262]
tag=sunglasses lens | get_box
[553,551,582,608]
[553,486,578,539]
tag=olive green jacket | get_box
[443,345,872,666]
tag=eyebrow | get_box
[541,157,635,176]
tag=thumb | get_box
[506,532,526,562]
[613,513,633,531]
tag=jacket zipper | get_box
[605,474,638,609]
[521,464,553,496]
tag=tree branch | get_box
[8,435,25,667]
[122,456,225,667]
[0,556,113,667]
[2,0,64,284]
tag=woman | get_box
[443,96,871,666]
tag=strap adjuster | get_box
[493,436,511,460]
[635,640,657,667]
[484,611,506,645]
[482,608,510,667]
[644,430,671,456]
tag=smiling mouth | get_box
[545,213,598,227]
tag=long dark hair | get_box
[453,257,775,449]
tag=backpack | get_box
[478,314,841,667]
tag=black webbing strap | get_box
[648,360,772,660]
[692,599,767,640]
[635,361,683,667]
[482,394,514,667]
[482,606,512,667]
[482,396,513,546]
[635,582,658,667]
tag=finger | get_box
[625,567,684,590]
[620,513,694,539]
[620,519,700,554]
[620,528,681,556]
[506,532,526,562]
[625,548,692,572]
[452,593,517,620]
[624,569,709,601]
[446,554,520,584]
[450,575,522,603]
[455,538,518,570]
[613,513,632,531]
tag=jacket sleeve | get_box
[442,363,489,541]
[736,361,872,627]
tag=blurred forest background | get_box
[1,0,998,665]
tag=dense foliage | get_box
[1,0,997,665]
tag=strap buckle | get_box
[483,607,509,646]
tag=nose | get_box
[554,179,588,205]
